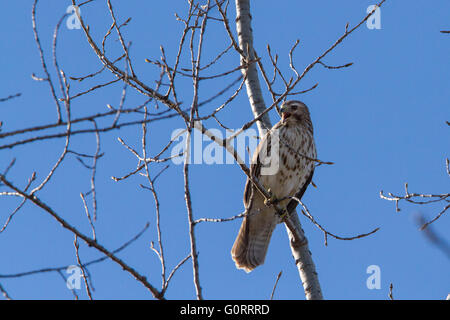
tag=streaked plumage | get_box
[231,100,317,272]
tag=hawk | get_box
[231,100,317,272]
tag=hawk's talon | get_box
[278,208,289,220]
[264,189,277,206]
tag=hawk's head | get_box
[280,100,311,124]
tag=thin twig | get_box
[270,271,282,300]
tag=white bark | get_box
[235,0,271,135]
[285,212,323,300]
[235,0,323,300]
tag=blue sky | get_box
[0,1,449,300]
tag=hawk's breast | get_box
[260,123,316,200]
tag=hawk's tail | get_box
[231,213,277,273]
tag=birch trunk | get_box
[234,0,271,135]
[235,0,323,300]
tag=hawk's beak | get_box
[281,108,291,122]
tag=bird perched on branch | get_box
[231,100,317,272]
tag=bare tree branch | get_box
[0,175,164,300]
[270,271,282,300]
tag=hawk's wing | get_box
[232,123,284,272]
[285,168,314,215]
[243,121,283,209]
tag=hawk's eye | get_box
[290,104,298,110]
